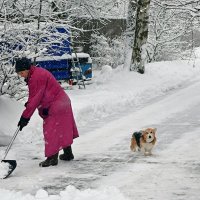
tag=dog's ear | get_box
[153,128,157,132]
[141,130,145,135]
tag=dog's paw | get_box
[144,152,152,156]
[131,148,136,152]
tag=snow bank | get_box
[70,60,200,127]
[0,96,23,136]
[0,186,129,200]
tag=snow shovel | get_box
[1,127,20,179]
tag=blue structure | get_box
[36,27,92,82]
[36,53,92,81]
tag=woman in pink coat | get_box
[15,57,79,167]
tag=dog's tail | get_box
[130,137,136,151]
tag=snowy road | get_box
[93,81,200,200]
[1,79,200,199]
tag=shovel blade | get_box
[1,160,17,179]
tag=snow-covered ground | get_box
[0,59,200,199]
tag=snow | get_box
[0,162,10,179]
[0,96,23,138]
[0,59,200,199]
[0,186,128,200]
[36,53,91,62]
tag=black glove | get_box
[18,116,30,131]
[24,78,28,85]
[42,108,49,116]
[24,102,28,107]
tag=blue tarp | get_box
[44,27,72,56]
[37,57,92,81]
[36,27,92,81]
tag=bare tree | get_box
[147,3,192,62]
[148,0,200,61]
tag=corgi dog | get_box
[130,128,157,156]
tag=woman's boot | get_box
[39,153,58,167]
[59,146,74,161]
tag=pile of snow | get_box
[0,162,10,179]
[0,186,129,200]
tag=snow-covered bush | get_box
[0,62,27,99]
[90,34,125,69]
[110,37,125,68]
[90,34,112,69]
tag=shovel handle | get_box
[3,127,20,160]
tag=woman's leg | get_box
[39,153,59,167]
[59,146,74,161]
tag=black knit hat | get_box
[15,57,31,72]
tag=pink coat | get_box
[22,66,79,157]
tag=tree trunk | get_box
[124,0,137,70]
[130,0,150,74]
